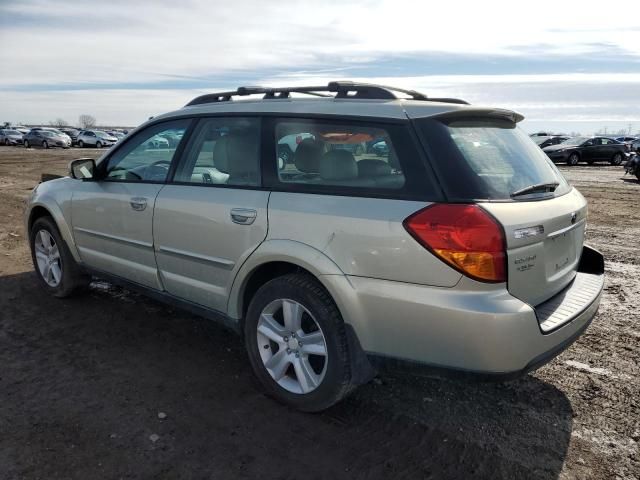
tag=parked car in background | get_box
[530,131,553,137]
[59,128,80,145]
[106,131,126,141]
[76,130,118,148]
[631,138,640,153]
[23,129,71,149]
[0,129,24,145]
[144,134,170,149]
[538,136,569,149]
[543,136,626,165]
[615,136,638,153]
[24,81,604,412]
[31,127,72,145]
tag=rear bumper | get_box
[324,245,604,377]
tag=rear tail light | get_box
[403,204,506,283]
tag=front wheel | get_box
[96,141,102,148]
[4,139,9,146]
[78,140,84,148]
[30,217,90,297]
[42,141,49,149]
[244,274,355,412]
[611,152,623,166]
[567,152,580,166]
[24,140,30,148]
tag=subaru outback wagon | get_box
[26,82,605,412]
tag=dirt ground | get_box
[0,146,638,480]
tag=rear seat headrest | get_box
[320,149,357,180]
[357,159,392,177]
[294,138,324,173]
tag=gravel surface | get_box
[0,147,638,479]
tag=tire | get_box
[78,140,84,148]
[244,273,355,412]
[4,139,9,146]
[42,141,49,149]
[24,140,30,148]
[611,152,623,166]
[96,141,102,148]
[30,216,90,298]
[567,152,580,166]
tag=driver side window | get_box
[105,120,190,182]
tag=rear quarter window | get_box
[416,117,571,201]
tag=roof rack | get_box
[185,81,469,107]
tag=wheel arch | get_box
[27,201,81,262]
[228,239,348,321]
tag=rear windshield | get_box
[416,117,570,201]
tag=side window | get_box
[174,117,260,187]
[105,119,189,182]
[601,138,613,145]
[274,120,405,190]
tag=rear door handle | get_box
[130,197,147,211]
[230,208,257,225]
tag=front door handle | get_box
[130,197,147,211]
[230,208,257,225]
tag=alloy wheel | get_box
[256,298,328,394]
[34,230,62,287]
[612,153,623,166]
[568,153,579,166]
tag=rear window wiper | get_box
[510,182,559,198]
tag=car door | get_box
[592,137,609,161]
[70,119,192,289]
[600,138,618,158]
[580,138,596,162]
[153,117,269,313]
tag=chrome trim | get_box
[157,245,235,269]
[547,218,586,239]
[73,227,153,248]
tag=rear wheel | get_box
[611,152,623,166]
[30,217,90,297]
[567,152,580,166]
[244,273,355,412]
[4,139,9,146]
[78,140,84,148]
[42,140,49,149]
[24,140,30,148]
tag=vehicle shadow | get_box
[0,272,572,479]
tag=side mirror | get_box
[70,158,97,180]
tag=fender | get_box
[227,239,349,320]
[26,178,81,262]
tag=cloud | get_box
[1,0,639,133]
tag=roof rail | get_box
[185,81,469,107]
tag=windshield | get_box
[96,131,111,138]
[5,130,20,135]
[561,136,589,145]
[41,131,56,137]
[416,117,570,201]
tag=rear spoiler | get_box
[429,107,525,124]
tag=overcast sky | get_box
[1,0,640,134]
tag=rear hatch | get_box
[414,111,586,305]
